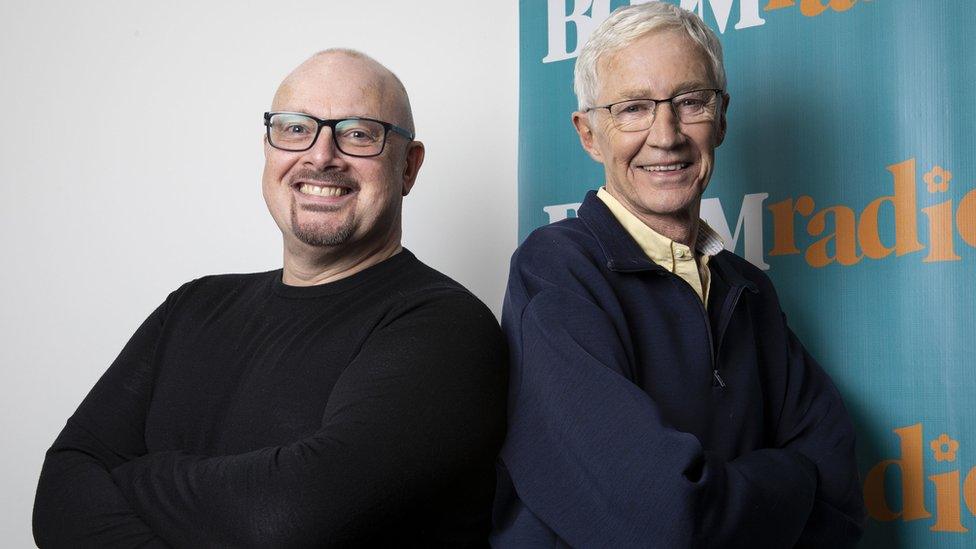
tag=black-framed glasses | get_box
[585,88,724,131]
[264,112,415,157]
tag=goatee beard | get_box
[290,203,354,247]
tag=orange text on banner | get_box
[865,423,976,533]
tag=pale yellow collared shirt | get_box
[597,187,725,308]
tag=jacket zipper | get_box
[711,284,747,388]
[691,292,720,387]
[663,270,746,389]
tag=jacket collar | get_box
[710,253,760,294]
[577,190,662,273]
[577,189,759,293]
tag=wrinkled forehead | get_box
[271,54,402,123]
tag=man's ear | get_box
[400,141,425,196]
[572,111,604,163]
[716,92,730,147]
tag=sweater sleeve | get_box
[109,291,507,547]
[496,284,820,548]
[33,303,171,548]
[773,324,866,547]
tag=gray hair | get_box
[573,2,726,111]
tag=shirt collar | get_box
[591,187,725,267]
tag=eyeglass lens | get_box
[609,90,719,131]
[268,114,387,156]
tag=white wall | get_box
[0,1,517,544]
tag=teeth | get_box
[641,163,689,172]
[298,184,349,197]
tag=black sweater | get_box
[33,250,508,548]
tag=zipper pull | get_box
[712,370,726,388]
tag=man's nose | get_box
[303,128,343,167]
[644,102,683,149]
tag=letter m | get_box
[700,193,770,270]
[679,0,765,33]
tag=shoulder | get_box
[523,217,594,245]
[384,252,500,332]
[158,270,277,317]
[512,218,605,279]
[505,220,621,322]
[518,218,597,258]
[360,256,506,376]
[169,270,277,300]
[186,270,278,289]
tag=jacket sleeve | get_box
[499,280,823,548]
[33,303,171,548]
[772,324,866,547]
[108,292,507,547]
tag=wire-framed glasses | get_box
[264,112,415,157]
[585,88,724,132]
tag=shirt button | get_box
[675,249,686,259]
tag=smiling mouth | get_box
[640,163,691,172]
[296,183,351,197]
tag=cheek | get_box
[261,159,294,211]
[694,146,716,189]
[373,160,405,196]
[692,129,718,163]
[262,156,284,184]
[605,135,641,167]
[260,165,274,199]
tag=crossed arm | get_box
[34,293,507,547]
[33,304,169,548]
[497,269,864,547]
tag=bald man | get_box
[33,50,507,547]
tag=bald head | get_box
[272,49,414,133]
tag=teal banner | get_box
[518,1,976,546]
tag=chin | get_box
[635,192,698,215]
[292,225,355,248]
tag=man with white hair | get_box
[33,49,507,547]
[493,3,865,547]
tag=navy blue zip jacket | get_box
[492,191,865,548]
